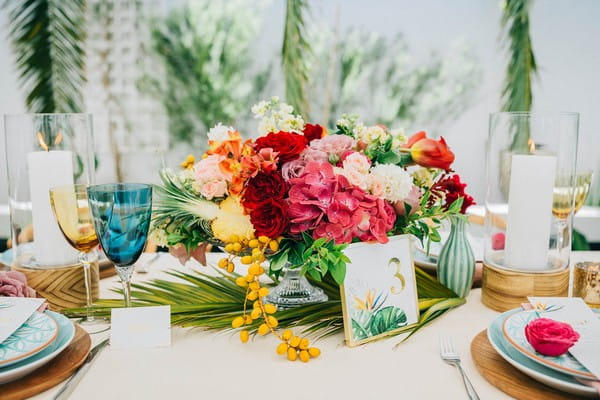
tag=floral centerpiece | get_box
[150,97,474,361]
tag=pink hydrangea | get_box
[286,161,396,244]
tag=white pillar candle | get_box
[27,150,78,266]
[504,154,557,270]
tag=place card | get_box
[0,297,46,344]
[528,296,600,378]
[110,306,171,350]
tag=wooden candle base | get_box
[11,261,99,311]
[481,262,569,312]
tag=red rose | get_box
[242,171,287,210]
[302,124,326,142]
[254,131,308,164]
[524,317,580,357]
[250,199,289,239]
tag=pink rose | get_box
[281,159,307,181]
[392,185,422,216]
[0,271,36,297]
[309,134,356,161]
[200,180,228,200]
[194,154,228,182]
[525,318,580,357]
[369,175,385,198]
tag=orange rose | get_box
[404,131,455,170]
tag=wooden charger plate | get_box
[471,330,582,400]
[0,324,91,400]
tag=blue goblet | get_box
[87,183,152,307]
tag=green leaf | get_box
[376,150,402,165]
[329,262,346,285]
[370,306,407,335]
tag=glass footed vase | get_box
[265,264,328,309]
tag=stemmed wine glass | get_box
[87,183,152,307]
[552,170,593,251]
[49,184,109,333]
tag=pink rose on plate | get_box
[524,317,580,357]
[0,271,36,297]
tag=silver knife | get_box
[53,338,110,400]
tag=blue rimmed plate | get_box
[0,311,58,368]
[489,309,597,398]
[502,310,595,380]
[0,311,75,384]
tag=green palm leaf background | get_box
[2,0,86,113]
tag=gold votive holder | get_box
[572,262,600,308]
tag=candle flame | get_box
[528,139,536,153]
[36,132,49,152]
[36,130,62,151]
[54,130,63,146]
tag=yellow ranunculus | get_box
[211,196,255,242]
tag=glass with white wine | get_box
[50,184,109,333]
[552,171,593,251]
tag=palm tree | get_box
[2,0,87,113]
[500,0,537,151]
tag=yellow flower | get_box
[211,196,255,242]
[180,154,195,169]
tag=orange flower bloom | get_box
[404,131,455,170]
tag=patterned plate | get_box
[502,310,595,379]
[0,312,58,368]
[0,311,75,384]
[489,309,597,398]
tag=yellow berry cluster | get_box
[224,235,321,362]
[276,330,321,362]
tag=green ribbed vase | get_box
[437,215,475,298]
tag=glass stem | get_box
[116,266,134,308]
[79,251,97,322]
[556,219,568,252]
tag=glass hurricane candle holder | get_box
[3,114,96,269]
[481,112,579,311]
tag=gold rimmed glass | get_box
[50,184,109,333]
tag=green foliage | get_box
[269,233,350,285]
[282,0,311,120]
[500,0,537,150]
[572,229,591,251]
[65,266,464,343]
[309,30,480,130]
[3,0,86,112]
[139,1,270,146]
[395,192,464,252]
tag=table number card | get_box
[340,235,420,347]
[110,306,171,350]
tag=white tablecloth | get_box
[31,251,600,400]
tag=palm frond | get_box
[282,0,311,120]
[500,0,537,150]
[3,0,86,113]
[65,266,464,344]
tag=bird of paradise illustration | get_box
[351,289,407,341]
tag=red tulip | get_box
[404,131,455,170]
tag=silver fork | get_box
[439,335,480,400]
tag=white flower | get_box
[149,228,168,247]
[251,100,268,118]
[359,125,388,144]
[370,164,412,202]
[258,116,277,136]
[207,123,234,142]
